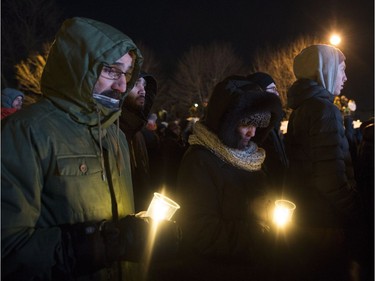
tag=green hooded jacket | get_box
[1,17,144,280]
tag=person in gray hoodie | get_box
[285,44,366,281]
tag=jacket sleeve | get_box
[309,103,360,221]
[1,118,66,280]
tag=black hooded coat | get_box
[119,72,157,211]
[174,76,283,281]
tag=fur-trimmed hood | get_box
[203,75,282,148]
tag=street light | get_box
[329,34,341,46]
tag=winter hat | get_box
[203,75,282,148]
[293,44,345,94]
[246,72,275,90]
[1,88,25,108]
[239,112,271,128]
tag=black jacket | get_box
[175,76,283,280]
[119,73,158,211]
[285,79,360,227]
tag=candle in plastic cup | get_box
[146,193,180,221]
[273,199,296,227]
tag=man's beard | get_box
[124,96,144,112]
[93,90,122,109]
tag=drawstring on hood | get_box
[96,109,107,181]
[95,107,125,181]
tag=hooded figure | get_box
[119,72,158,211]
[175,76,283,281]
[1,88,25,119]
[246,72,276,91]
[285,44,363,280]
[247,72,289,193]
[1,17,148,281]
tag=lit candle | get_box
[146,192,180,221]
[273,199,296,228]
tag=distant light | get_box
[330,34,341,46]
[194,103,198,107]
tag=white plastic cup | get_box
[273,199,296,227]
[146,193,180,221]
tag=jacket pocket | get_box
[56,155,102,176]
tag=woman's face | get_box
[333,61,347,96]
[237,124,256,150]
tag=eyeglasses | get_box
[101,63,132,81]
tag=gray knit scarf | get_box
[188,122,265,171]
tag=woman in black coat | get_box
[175,76,283,281]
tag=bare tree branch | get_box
[1,0,62,87]
[251,35,322,118]
[156,42,247,119]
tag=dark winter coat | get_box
[1,17,143,281]
[174,76,283,281]
[256,117,289,195]
[119,73,157,211]
[285,79,360,227]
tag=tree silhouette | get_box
[154,42,247,119]
[14,43,52,106]
[1,0,62,88]
[135,41,161,76]
[251,35,322,118]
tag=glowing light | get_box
[330,34,341,46]
[273,200,296,228]
[194,103,198,108]
[353,119,362,129]
[146,193,180,222]
[348,100,356,111]
[280,120,288,134]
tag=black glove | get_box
[58,221,108,277]
[112,215,182,262]
[58,216,182,277]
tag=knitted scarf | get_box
[189,122,265,172]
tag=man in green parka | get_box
[1,17,179,281]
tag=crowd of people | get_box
[1,17,373,281]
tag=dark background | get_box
[53,0,375,118]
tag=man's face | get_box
[333,61,347,96]
[92,52,133,109]
[124,77,147,111]
[12,96,23,110]
[237,124,257,150]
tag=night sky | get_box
[56,0,374,118]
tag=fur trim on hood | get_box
[203,75,283,148]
